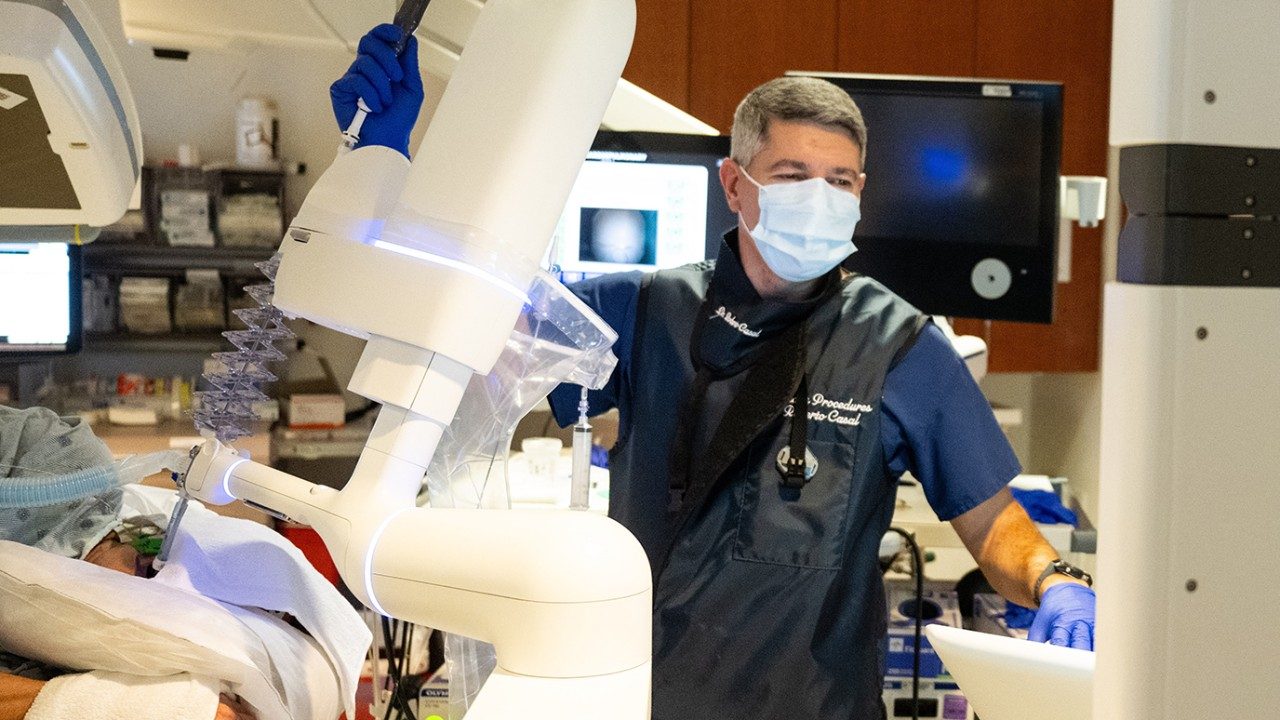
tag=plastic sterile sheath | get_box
[421,270,617,718]
[423,268,617,510]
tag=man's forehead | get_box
[756,119,863,169]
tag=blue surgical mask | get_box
[740,167,861,283]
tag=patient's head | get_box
[1,405,121,558]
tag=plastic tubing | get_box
[0,450,188,508]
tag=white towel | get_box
[25,670,221,720]
[125,485,370,719]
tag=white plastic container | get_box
[236,97,278,168]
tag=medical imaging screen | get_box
[579,207,660,266]
[851,92,1045,246]
[552,160,714,274]
[549,132,735,277]
[0,243,74,351]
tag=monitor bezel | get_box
[588,130,734,262]
[792,73,1064,324]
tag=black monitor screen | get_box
[797,74,1063,323]
[857,93,1045,247]
[550,131,734,278]
[0,242,81,355]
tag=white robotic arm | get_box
[184,2,653,717]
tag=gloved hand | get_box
[1029,582,1096,650]
[330,23,424,158]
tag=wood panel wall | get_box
[621,0,1115,373]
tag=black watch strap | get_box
[1034,559,1093,602]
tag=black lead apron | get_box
[608,233,925,719]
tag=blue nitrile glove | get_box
[1011,488,1078,526]
[1029,583,1096,650]
[330,23,424,158]
[1003,602,1037,630]
[591,443,609,469]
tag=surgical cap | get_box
[0,405,121,558]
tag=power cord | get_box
[380,616,420,720]
[886,527,925,720]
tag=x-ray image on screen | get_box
[551,158,711,274]
[579,207,658,265]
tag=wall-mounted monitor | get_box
[794,73,1063,323]
[549,131,735,278]
[0,242,81,356]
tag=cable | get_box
[381,617,397,720]
[886,527,925,720]
[379,618,419,720]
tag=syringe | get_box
[569,386,592,511]
[339,0,433,153]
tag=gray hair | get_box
[730,77,868,169]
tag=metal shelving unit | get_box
[81,331,229,354]
[82,243,274,276]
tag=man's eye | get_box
[829,178,854,188]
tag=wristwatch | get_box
[1034,559,1093,602]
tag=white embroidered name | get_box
[712,306,761,337]
[784,393,875,427]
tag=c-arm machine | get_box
[180,1,652,717]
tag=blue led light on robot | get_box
[221,458,249,500]
[364,506,413,617]
[371,239,531,304]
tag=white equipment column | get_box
[1099,2,1280,717]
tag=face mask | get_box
[740,167,861,283]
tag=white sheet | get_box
[0,540,305,720]
[0,482,368,720]
[133,485,369,718]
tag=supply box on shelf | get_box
[278,355,345,431]
[141,165,285,248]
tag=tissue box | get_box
[286,393,345,429]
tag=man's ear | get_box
[854,172,867,197]
[720,158,743,214]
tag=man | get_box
[334,26,1096,719]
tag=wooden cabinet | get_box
[621,0,692,110]
[688,0,839,133]
[624,0,1115,372]
[836,0,978,77]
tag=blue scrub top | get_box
[549,271,1019,522]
